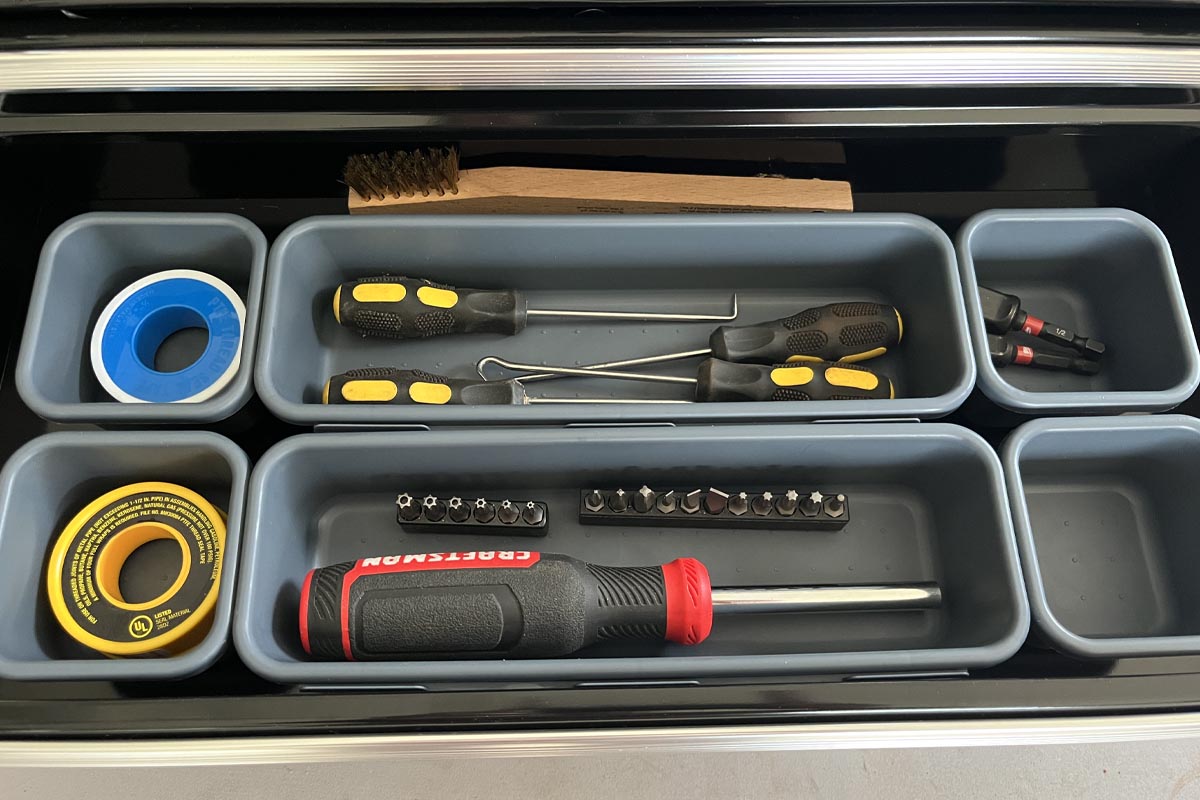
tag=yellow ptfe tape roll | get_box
[46,482,225,658]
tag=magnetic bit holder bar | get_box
[396,493,549,536]
[579,487,849,530]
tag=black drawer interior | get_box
[5,114,1200,737]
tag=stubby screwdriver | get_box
[300,551,943,660]
[476,357,895,402]
[978,286,1105,360]
[988,334,1100,376]
[334,275,738,340]
[495,302,903,383]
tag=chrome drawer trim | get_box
[3,44,1200,92]
[3,713,1200,765]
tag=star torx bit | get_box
[521,501,545,526]
[634,485,656,513]
[799,491,823,517]
[751,491,774,516]
[497,500,521,524]
[775,490,799,517]
[473,497,496,523]
[396,492,422,522]
[447,496,471,523]
[422,495,446,522]
[727,491,750,516]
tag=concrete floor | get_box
[8,739,1200,799]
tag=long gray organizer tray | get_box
[255,214,975,425]
[16,212,268,424]
[0,431,247,681]
[958,208,1200,416]
[1004,415,1200,659]
[234,423,1029,685]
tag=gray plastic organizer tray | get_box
[0,431,247,681]
[234,423,1028,685]
[16,212,268,424]
[256,214,975,426]
[1004,415,1200,659]
[958,208,1200,416]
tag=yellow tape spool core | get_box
[46,482,225,657]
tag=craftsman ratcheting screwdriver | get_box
[325,359,893,405]
[334,275,738,339]
[300,551,942,660]
[492,302,903,383]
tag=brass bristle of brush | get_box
[343,148,460,200]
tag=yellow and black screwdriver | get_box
[494,302,902,383]
[333,275,738,339]
[325,360,892,406]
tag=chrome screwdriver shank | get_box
[711,583,942,614]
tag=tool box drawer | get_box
[8,17,1200,737]
[235,424,1024,685]
[258,214,972,425]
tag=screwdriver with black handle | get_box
[505,301,903,383]
[334,275,738,339]
[300,551,942,660]
[978,286,1105,360]
[324,359,893,405]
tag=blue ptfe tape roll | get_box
[90,269,246,403]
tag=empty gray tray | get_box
[0,431,247,681]
[1004,415,1200,659]
[958,208,1200,416]
[16,212,268,424]
[256,214,975,426]
[234,423,1028,685]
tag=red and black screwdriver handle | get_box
[335,276,527,339]
[300,551,713,660]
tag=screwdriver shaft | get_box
[479,356,698,385]
[482,349,713,383]
[527,295,738,323]
[527,397,691,404]
[711,583,942,614]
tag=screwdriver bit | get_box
[679,489,702,514]
[775,489,799,517]
[447,496,471,523]
[823,493,847,519]
[703,488,729,515]
[634,485,656,513]
[497,500,520,524]
[656,490,678,513]
[521,501,545,526]
[473,498,496,523]
[800,491,823,517]
[584,490,606,512]
[728,492,750,516]
[751,492,774,516]
[422,495,446,522]
[396,493,422,522]
[609,489,629,512]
